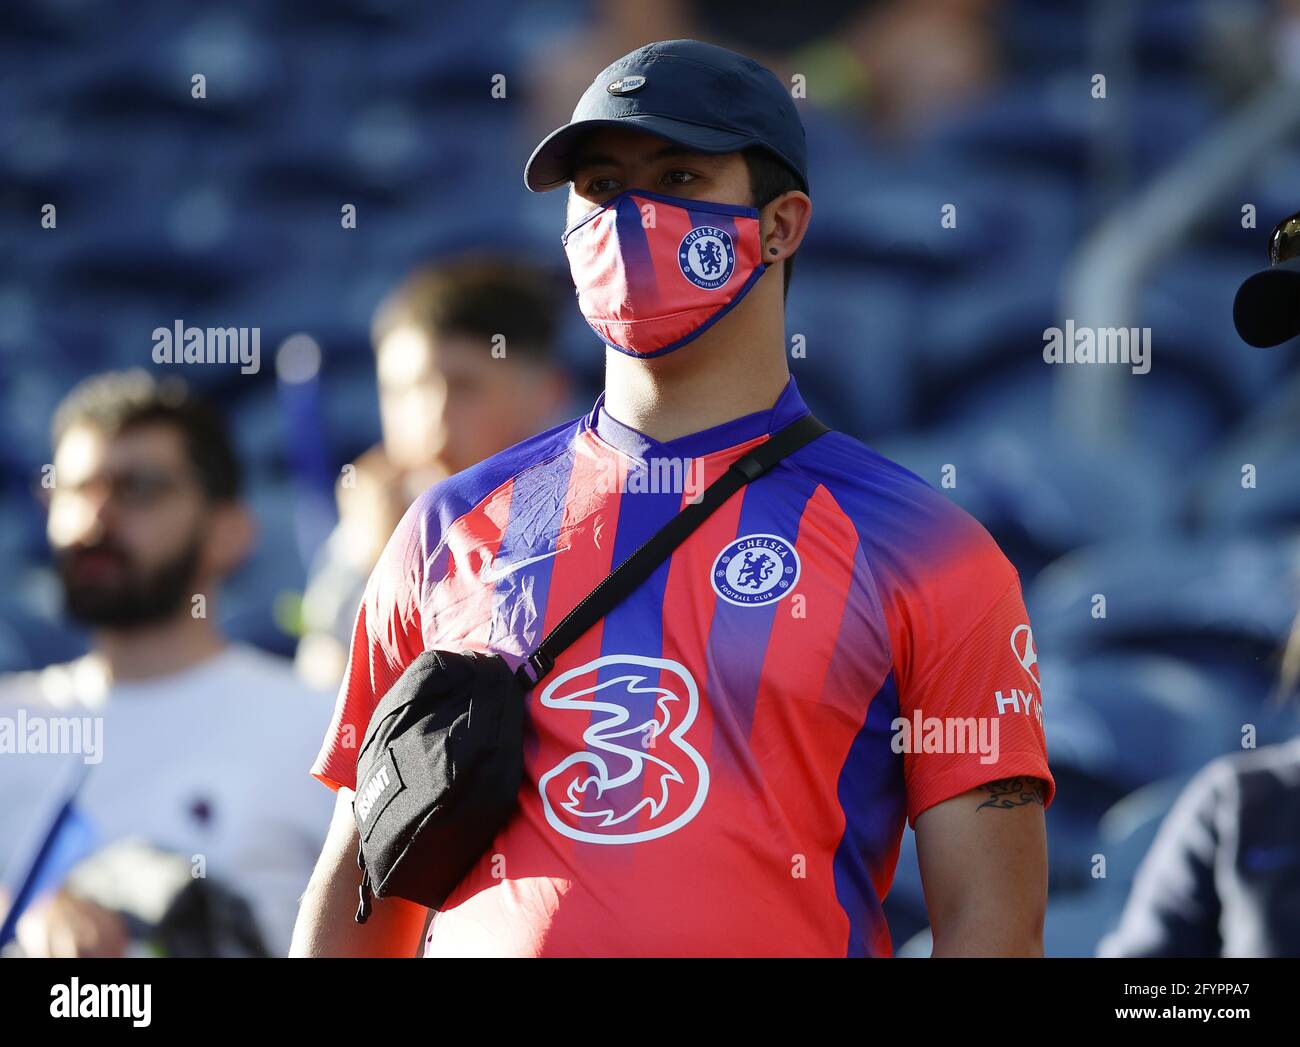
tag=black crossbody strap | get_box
[516,412,830,688]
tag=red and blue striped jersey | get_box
[312,377,1054,956]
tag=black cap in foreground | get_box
[524,39,808,194]
[1235,209,1300,347]
[1234,258,1300,348]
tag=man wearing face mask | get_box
[294,39,1053,958]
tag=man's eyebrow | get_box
[570,143,717,170]
[571,150,619,169]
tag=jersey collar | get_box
[586,375,810,461]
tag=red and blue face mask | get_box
[561,189,770,358]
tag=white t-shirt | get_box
[0,645,335,955]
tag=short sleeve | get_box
[895,554,1055,826]
[310,499,431,792]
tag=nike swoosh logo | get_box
[480,546,569,583]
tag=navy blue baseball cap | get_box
[524,39,808,194]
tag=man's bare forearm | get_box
[916,778,1049,957]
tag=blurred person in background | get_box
[1097,679,1300,958]
[0,370,331,956]
[1098,213,1300,959]
[294,258,572,689]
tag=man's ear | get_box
[761,191,812,265]
[199,501,256,580]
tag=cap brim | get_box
[1233,259,1300,347]
[524,114,759,192]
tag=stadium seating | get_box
[3,0,1294,956]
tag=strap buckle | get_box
[728,455,764,481]
[519,649,554,687]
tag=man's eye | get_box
[664,170,697,185]
[585,177,619,194]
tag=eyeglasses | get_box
[38,467,199,510]
[1268,210,1300,266]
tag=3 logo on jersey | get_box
[538,655,709,844]
[534,535,799,844]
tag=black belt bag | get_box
[351,412,829,920]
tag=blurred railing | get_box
[1058,79,1300,446]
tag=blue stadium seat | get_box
[1044,653,1255,790]
[0,587,89,674]
[1043,889,1126,957]
[785,264,917,436]
[916,74,1214,190]
[1141,253,1291,421]
[1185,376,1300,534]
[1027,535,1299,698]
[870,420,1173,579]
[1043,769,1199,955]
[221,484,313,658]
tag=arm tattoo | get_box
[975,777,1045,812]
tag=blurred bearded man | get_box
[0,370,331,957]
